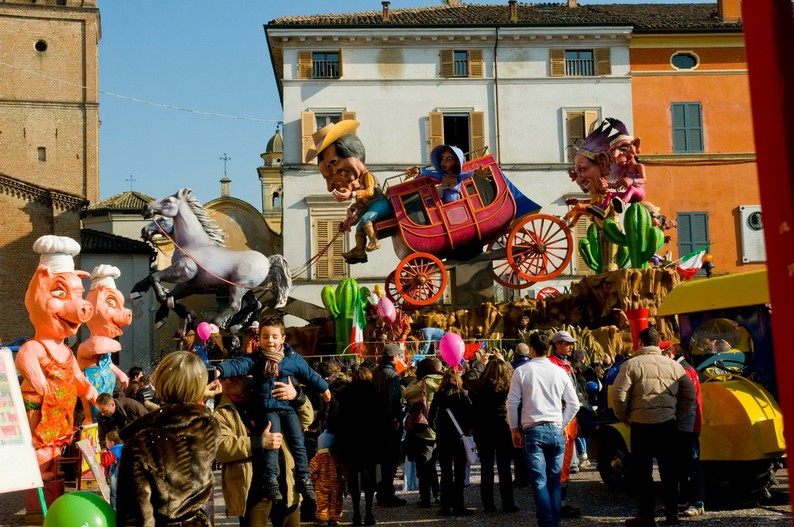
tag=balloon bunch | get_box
[196,321,220,342]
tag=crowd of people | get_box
[90,316,703,527]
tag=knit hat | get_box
[318,431,335,450]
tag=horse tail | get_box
[266,254,292,309]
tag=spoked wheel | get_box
[384,271,420,311]
[395,252,448,306]
[488,236,536,289]
[507,214,573,282]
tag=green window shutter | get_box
[672,102,703,153]
[677,212,710,258]
[686,103,703,152]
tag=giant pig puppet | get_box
[15,235,98,480]
[77,264,132,423]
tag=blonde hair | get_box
[153,351,207,404]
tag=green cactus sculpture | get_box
[579,222,630,273]
[321,278,369,354]
[601,202,665,269]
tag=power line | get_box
[0,59,280,124]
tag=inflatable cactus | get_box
[579,223,629,273]
[321,278,369,354]
[601,202,665,269]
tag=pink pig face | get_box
[85,285,132,338]
[25,266,93,340]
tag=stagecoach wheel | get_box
[395,253,448,306]
[507,214,573,282]
[384,272,420,311]
[487,236,536,290]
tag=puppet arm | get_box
[110,363,129,388]
[15,342,50,396]
[71,359,98,404]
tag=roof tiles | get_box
[268,3,740,32]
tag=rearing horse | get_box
[131,188,292,328]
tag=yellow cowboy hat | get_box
[305,119,360,163]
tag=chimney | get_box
[568,0,578,7]
[382,1,390,22]
[220,177,231,198]
[509,0,518,22]
[717,0,741,22]
[446,0,460,5]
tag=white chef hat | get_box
[32,235,88,276]
[89,264,121,290]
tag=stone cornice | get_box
[0,173,88,212]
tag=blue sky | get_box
[98,0,710,206]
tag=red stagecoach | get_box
[375,153,573,306]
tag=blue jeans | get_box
[523,423,565,527]
[263,409,309,482]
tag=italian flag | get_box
[349,300,365,356]
[676,246,709,280]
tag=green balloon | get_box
[43,491,116,527]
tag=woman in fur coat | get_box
[116,351,221,527]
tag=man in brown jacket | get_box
[611,327,696,527]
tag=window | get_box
[677,212,710,273]
[298,50,343,79]
[550,48,611,77]
[428,111,485,158]
[300,110,357,163]
[314,217,347,280]
[564,109,600,162]
[315,113,341,130]
[37,147,46,162]
[440,49,484,78]
[672,102,703,153]
[671,52,699,70]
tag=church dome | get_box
[266,129,283,154]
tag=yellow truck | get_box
[593,269,785,505]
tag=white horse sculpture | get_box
[132,188,292,328]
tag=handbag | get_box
[405,380,429,433]
[445,408,479,465]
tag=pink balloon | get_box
[196,321,211,341]
[377,297,396,325]
[439,333,464,367]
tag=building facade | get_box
[0,0,100,342]
[266,2,640,312]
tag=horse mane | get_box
[180,189,226,247]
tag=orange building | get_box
[630,0,761,275]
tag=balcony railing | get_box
[312,58,340,79]
[565,58,595,76]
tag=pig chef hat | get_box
[89,264,121,290]
[32,235,89,277]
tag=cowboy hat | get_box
[304,119,360,163]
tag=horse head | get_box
[143,188,192,219]
[141,217,174,242]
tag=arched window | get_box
[272,191,281,208]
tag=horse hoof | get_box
[130,292,143,300]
